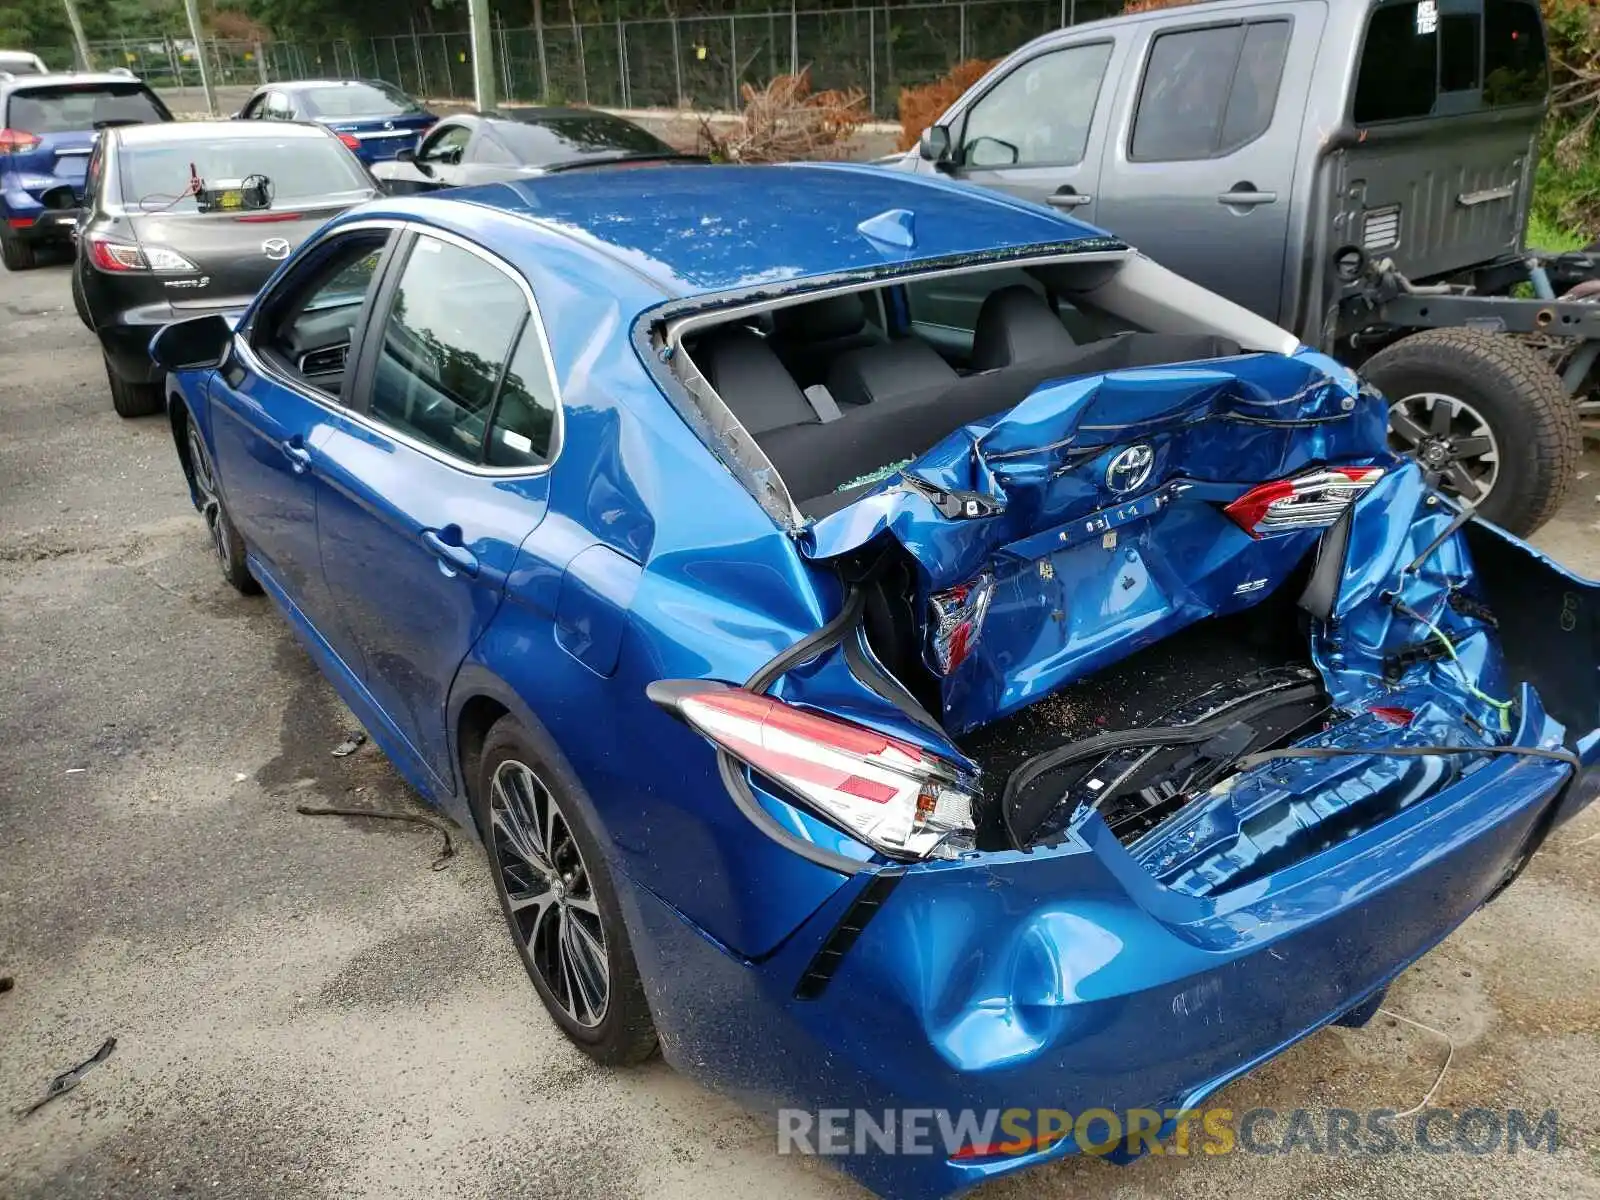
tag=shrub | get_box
[895,59,998,152]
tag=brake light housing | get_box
[0,128,41,155]
[650,681,976,859]
[85,233,197,273]
[1224,466,1385,538]
[336,132,361,151]
[928,572,995,676]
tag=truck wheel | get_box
[1362,328,1579,536]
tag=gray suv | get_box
[903,0,1587,534]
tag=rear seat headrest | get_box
[825,339,959,409]
[771,293,870,344]
[696,327,816,436]
[970,285,1079,373]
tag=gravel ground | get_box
[1,253,1599,1200]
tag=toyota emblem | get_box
[1104,443,1155,495]
[262,237,292,261]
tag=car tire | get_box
[182,411,259,596]
[1,233,37,271]
[1363,328,1579,536]
[71,269,93,330]
[105,355,164,418]
[472,714,658,1067]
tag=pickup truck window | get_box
[960,42,1112,168]
[1483,0,1548,106]
[1355,0,1547,122]
[1129,20,1290,163]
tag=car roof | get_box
[374,162,1110,300]
[113,119,334,145]
[270,78,394,93]
[2,71,150,93]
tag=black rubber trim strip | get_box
[712,585,877,877]
[1001,680,1325,847]
[793,868,904,1000]
[744,586,866,693]
[1238,742,1582,771]
[842,627,946,738]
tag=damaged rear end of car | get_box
[635,235,1600,1197]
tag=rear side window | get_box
[1484,0,1548,106]
[1130,20,1291,162]
[486,325,560,467]
[5,84,166,134]
[368,236,531,463]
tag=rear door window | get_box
[1130,20,1291,162]
[960,42,1114,168]
[4,83,167,134]
[367,236,530,463]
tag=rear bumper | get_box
[618,715,1586,1198]
[4,208,80,243]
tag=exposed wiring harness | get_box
[1391,596,1515,733]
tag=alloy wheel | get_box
[489,758,610,1028]
[1387,391,1501,506]
[187,424,233,568]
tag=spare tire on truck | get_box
[1362,328,1580,537]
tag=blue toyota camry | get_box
[151,166,1599,1197]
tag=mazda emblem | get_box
[262,238,292,261]
[1105,443,1155,495]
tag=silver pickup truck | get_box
[899,0,1595,535]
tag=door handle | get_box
[281,438,312,473]
[1047,189,1092,208]
[422,528,479,578]
[1217,185,1277,207]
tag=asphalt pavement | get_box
[2,253,1599,1199]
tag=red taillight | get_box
[928,573,995,676]
[650,681,976,858]
[86,234,145,272]
[337,132,361,151]
[7,217,34,229]
[1369,706,1415,726]
[0,128,41,155]
[1224,466,1385,539]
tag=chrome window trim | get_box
[243,217,565,481]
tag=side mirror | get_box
[150,313,233,372]
[395,146,415,163]
[919,124,954,165]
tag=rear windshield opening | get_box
[119,135,372,211]
[1352,0,1547,123]
[299,82,423,119]
[5,83,166,134]
[675,257,1271,517]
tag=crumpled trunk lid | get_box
[800,349,1387,734]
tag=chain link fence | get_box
[62,0,1124,119]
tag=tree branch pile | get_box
[696,70,868,164]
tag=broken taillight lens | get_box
[652,681,975,859]
[928,572,995,675]
[1224,466,1385,538]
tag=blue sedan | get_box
[151,166,1599,1197]
[234,79,435,164]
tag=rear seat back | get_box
[760,332,1245,513]
[769,293,886,386]
[696,327,816,436]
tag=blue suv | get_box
[0,72,171,270]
